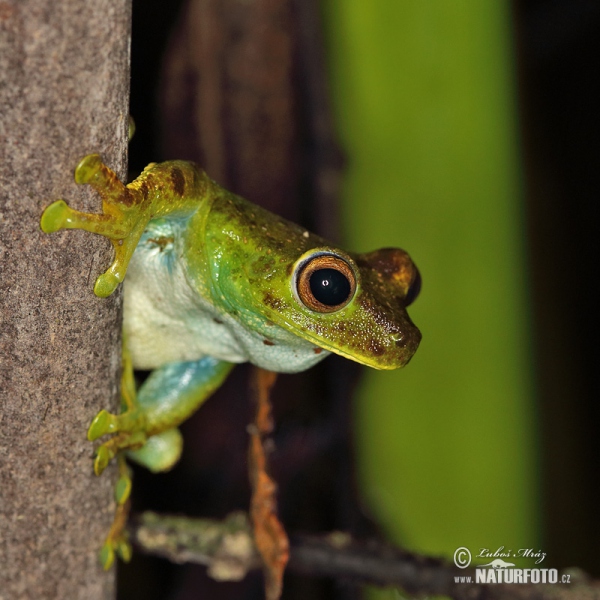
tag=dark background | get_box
[514,0,600,577]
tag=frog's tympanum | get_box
[41,155,421,567]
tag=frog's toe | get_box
[40,200,69,233]
[88,409,118,441]
[91,430,148,476]
[94,270,122,298]
[74,154,103,184]
[93,445,113,476]
[99,537,132,570]
[100,541,116,571]
[117,538,132,563]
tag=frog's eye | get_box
[404,267,421,307]
[295,254,356,313]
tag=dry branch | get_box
[130,511,600,600]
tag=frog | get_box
[40,154,421,568]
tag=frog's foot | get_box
[100,501,132,570]
[88,408,148,475]
[100,456,133,570]
[41,154,151,297]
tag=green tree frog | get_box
[40,155,421,567]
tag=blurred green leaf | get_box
[324,0,538,568]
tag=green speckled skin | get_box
[41,155,421,567]
[186,183,421,369]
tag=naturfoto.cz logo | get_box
[453,546,570,585]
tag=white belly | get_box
[124,223,330,373]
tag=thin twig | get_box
[248,368,289,600]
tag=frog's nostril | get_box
[395,337,408,349]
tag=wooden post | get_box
[0,1,131,597]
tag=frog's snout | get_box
[395,322,421,357]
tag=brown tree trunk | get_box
[0,1,131,598]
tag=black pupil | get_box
[309,268,351,306]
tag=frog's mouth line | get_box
[310,339,407,371]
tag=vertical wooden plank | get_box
[0,1,131,597]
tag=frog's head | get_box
[280,246,421,369]
[218,243,421,370]
[199,192,421,370]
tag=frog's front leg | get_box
[40,154,211,297]
[41,155,146,297]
